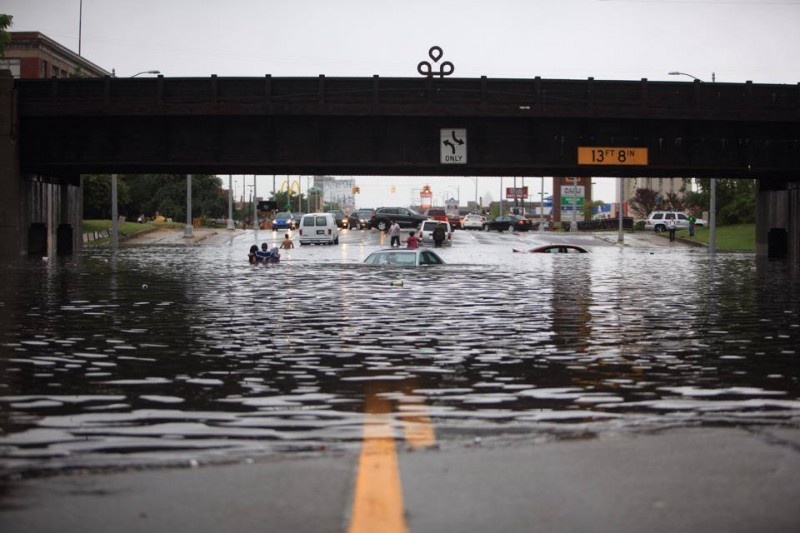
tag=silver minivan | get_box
[298,213,339,245]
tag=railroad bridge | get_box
[1,72,798,262]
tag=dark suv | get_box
[370,207,427,231]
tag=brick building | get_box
[1,31,110,79]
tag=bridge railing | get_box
[16,76,799,119]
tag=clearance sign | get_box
[578,147,648,166]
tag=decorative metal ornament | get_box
[417,46,455,78]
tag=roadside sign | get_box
[506,187,528,199]
[441,129,467,164]
[578,147,648,165]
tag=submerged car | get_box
[514,245,590,253]
[363,248,445,266]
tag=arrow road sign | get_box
[440,129,467,164]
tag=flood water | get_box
[1,230,799,477]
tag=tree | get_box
[584,200,605,219]
[123,174,227,220]
[271,190,307,212]
[629,188,661,218]
[685,178,757,224]
[662,192,685,212]
[82,175,130,219]
[0,15,12,56]
[84,174,228,221]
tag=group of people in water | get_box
[248,222,442,263]
[248,233,294,264]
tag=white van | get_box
[418,220,452,246]
[298,213,339,245]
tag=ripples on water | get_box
[1,241,799,476]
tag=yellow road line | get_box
[348,391,407,533]
[348,385,437,533]
[399,398,436,450]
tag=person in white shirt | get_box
[389,220,401,247]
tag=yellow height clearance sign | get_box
[578,147,648,166]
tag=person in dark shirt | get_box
[432,223,446,248]
[255,242,280,263]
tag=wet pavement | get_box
[1,227,799,531]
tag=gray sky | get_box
[5,0,800,207]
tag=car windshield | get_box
[275,212,291,219]
[364,251,418,265]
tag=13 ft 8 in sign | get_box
[578,147,648,165]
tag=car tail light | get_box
[328,229,331,235]
[299,229,304,236]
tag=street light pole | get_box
[227,174,234,230]
[571,177,578,232]
[540,177,545,232]
[184,174,193,238]
[617,177,624,244]
[253,175,258,231]
[111,173,118,249]
[668,71,717,254]
[709,178,717,254]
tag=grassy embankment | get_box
[673,224,755,252]
[82,220,182,245]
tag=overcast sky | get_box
[5,0,800,207]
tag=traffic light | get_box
[352,186,360,194]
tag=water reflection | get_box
[1,244,799,476]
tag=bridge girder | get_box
[15,76,800,183]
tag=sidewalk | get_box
[593,231,707,248]
[119,227,245,246]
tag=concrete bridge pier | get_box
[23,176,82,258]
[757,179,800,266]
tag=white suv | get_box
[418,220,453,246]
[645,211,705,233]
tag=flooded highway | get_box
[1,228,799,477]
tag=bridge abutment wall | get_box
[1,71,82,258]
[0,71,22,258]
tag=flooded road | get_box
[1,228,799,477]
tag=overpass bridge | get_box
[1,72,798,261]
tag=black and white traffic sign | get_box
[441,129,467,164]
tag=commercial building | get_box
[1,31,111,79]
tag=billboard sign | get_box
[505,187,528,199]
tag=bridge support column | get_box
[757,180,800,266]
[0,70,22,258]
